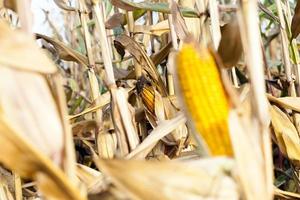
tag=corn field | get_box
[2,0,300,199]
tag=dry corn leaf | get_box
[291,0,300,39]
[134,20,170,36]
[267,94,300,112]
[0,21,56,73]
[126,113,186,159]
[274,187,300,199]
[69,91,111,120]
[0,116,86,200]
[53,0,76,12]
[72,120,98,138]
[270,105,300,163]
[110,0,199,18]
[97,133,117,159]
[76,164,107,194]
[94,158,239,200]
[0,179,14,200]
[36,33,89,67]
[114,34,168,96]
[150,41,172,66]
[105,13,125,29]
[170,0,188,40]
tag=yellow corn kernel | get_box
[141,85,155,115]
[176,43,233,156]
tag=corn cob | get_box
[137,76,155,116]
[176,43,233,156]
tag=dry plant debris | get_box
[1,0,300,200]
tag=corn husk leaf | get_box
[0,66,64,165]
[229,109,270,200]
[94,158,239,200]
[0,115,86,200]
[270,105,300,164]
[267,94,300,113]
[218,18,242,68]
[0,21,56,73]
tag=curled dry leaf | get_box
[217,18,242,68]
[105,13,125,29]
[72,120,98,138]
[291,0,300,39]
[3,0,16,11]
[94,158,239,200]
[270,105,300,164]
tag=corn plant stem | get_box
[126,10,142,78]
[93,2,116,85]
[14,173,22,200]
[283,2,300,182]
[283,0,300,95]
[208,0,221,49]
[231,67,239,87]
[238,0,270,122]
[195,0,208,44]
[237,0,273,199]
[16,0,33,34]
[167,0,179,50]
[275,0,296,96]
[127,11,135,36]
[148,11,155,53]
[93,1,140,151]
[78,1,102,126]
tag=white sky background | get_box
[31,0,65,37]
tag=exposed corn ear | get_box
[141,85,156,115]
[136,76,157,125]
[176,43,233,156]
